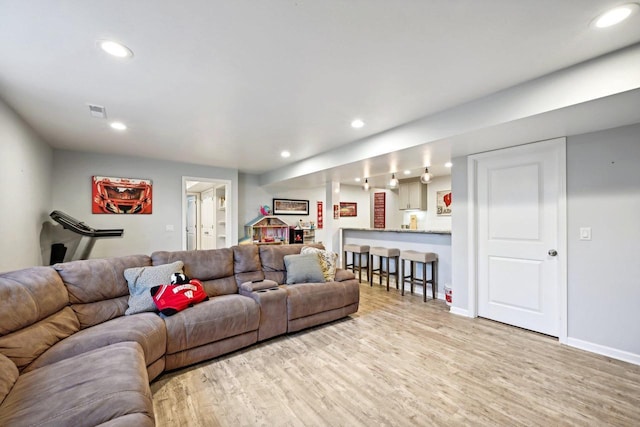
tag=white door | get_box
[201,189,216,250]
[475,138,565,337]
[186,194,197,250]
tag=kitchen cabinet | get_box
[398,180,427,210]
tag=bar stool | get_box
[369,247,400,291]
[400,250,438,302]
[343,244,370,283]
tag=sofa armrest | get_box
[237,282,287,341]
[239,279,279,294]
[333,268,355,282]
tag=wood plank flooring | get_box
[151,283,640,426]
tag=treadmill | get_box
[44,211,124,264]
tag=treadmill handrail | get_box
[50,211,124,237]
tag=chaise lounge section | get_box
[0,244,359,426]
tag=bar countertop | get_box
[341,227,451,235]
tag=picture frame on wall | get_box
[436,190,452,216]
[339,202,357,217]
[272,198,309,215]
[92,176,153,214]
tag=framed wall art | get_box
[92,176,153,214]
[339,202,357,217]
[436,190,452,216]
[272,198,309,215]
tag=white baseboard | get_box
[448,306,471,317]
[566,337,640,366]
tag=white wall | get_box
[0,98,53,272]
[450,123,640,363]
[52,150,238,259]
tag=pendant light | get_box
[363,178,370,191]
[420,167,431,184]
[389,173,399,188]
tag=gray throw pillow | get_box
[124,261,184,315]
[284,254,325,285]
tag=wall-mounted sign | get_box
[374,192,386,228]
[437,190,452,216]
[333,204,339,220]
[317,201,323,229]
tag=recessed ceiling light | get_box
[355,177,361,182]
[110,121,127,131]
[403,170,411,175]
[98,40,134,58]
[280,150,291,158]
[351,119,365,129]
[592,3,639,28]
[445,161,453,168]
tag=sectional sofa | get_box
[0,244,359,426]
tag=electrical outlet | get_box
[166,224,174,232]
[579,227,591,240]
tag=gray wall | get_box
[52,150,238,259]
[566,123,640,356]
[0,98,53,272]
[450,122,640,359]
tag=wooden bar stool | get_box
[343,244,370,283]
[400,250,438,302]
[369,247,400,291]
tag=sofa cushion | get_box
[284,254,325,284]
[24,312,166,372]
[124,261,184,315]
[301,246,338,281]
[0,307,79,372]
[0,353,18,407]
[285,280,360,321]
[0,266,69,336]
[164,295,259,354]
[55,255,151,328]
[152,248,237,296]
[233,245,265,285]
[0,342,154,427]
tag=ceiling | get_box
[1,1,640,188]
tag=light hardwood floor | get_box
[151,283,640,426]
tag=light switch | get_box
[166,224,174,232]
[579,227,591,240]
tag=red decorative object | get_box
[374,192,386,229]
[317,201,323,229]
[333,204,339,220]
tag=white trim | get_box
[466,156,478,317]
[467,138,568,338]
[449,306,472,317]
[556,139,568,344]
[566,337,640,366]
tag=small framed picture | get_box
[272,198,310,215]
[339,202,357,217]
[437,190,452,216]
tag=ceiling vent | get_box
[88,104,107,119]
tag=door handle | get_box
[548,249,557,256]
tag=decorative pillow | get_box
[150,279,208,316]
[284,254,325,285]
[301,246,338,282]
[0,353,18,406]
[124,261,184,315]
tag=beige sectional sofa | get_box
[0,244,359,426]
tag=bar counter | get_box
[340,227,451,299]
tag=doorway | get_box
[468,138,567,340]
[182,178,231,250]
